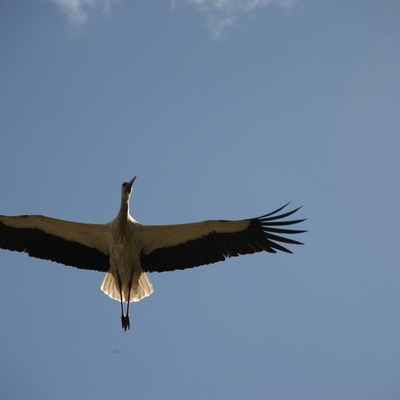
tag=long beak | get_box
[127,176,137,190]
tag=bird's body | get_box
[0,177,306,330]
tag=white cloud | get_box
[49,0,116,25]
[206,14,235,38]
[48,0,298,35]
[180,0,299,37]
[186,0,297,11]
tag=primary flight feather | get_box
[0,176,306,330]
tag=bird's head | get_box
[121,176,136,200]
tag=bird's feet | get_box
[121,314,130,331]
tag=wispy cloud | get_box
[178,0,299,37]
[49,0,116,25]
[48,0,298,35]
[184,0,297,12]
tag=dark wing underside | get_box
[141,204,306,273]
[0,220,110,272]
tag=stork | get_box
[0,177,306,331]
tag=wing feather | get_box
[0,215,110,271]
[140,204,305,272]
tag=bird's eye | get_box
[122,182,127,188]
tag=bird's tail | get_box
[100,271,154,303]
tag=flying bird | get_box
[0,177,306,331]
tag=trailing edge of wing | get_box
[141,204,306,273]
[0,216,110,271]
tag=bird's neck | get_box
[116,198,130,228]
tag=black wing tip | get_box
[259,203,304,220]
[257,203,306,225]
[255,203,306,253]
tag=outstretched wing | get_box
[140,204,305,273]
[0,215,110,271]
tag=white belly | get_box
[101,230,154,303]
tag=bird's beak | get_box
[127,176,137,190]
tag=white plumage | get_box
[0,176,305,330]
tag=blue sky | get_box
[1,1,400,399]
